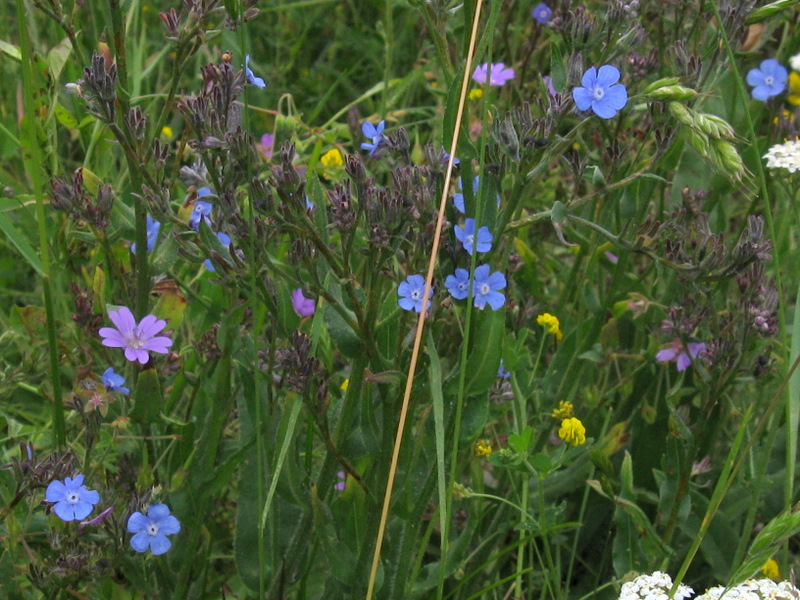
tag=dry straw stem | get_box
[363,3,486,599]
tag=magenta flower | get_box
[655,340,706,372]
[99,307,173,364]
[472,63,515,86]
[259,133,275,160]
[292,289,316,317]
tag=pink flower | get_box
[99,307,173,364]
[655,340,706,372]
[472,63,515,86]
[291,289,316,317]
[258,133,275,160]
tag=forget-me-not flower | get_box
[245,55,266,89]
[204,232,232,272]
[397,274,433,313]
[445,268,471,300]
[531,2,552,24]
[472,63,515,86]
[99,307,173,364]
[472,264,506,310]
[46,474,100,522]
[130,216,160,255]
[572,65,628,119]
[747,59,788,101]
[361,120,386,157]
[454,218,493,255]
[101,367,130,395]
[127,503,181,555]
[189,201,213,231]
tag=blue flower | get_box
[397,274,433,313]
[204,232,232,272]
[531,2,552,24]
[197,187,213,197]
[305,196,315,210]
[101,367,130,395]
[454,218,493,255]
[361,120,386,157]
[498,359,511,379]
[572,65,628,119]
[131,216,160,255]
[45,474,100,522]
[747,59,788,101]
[245,55,266,89]
[127,503,181,555]
[472,264,506,310]
[445,268,471,300]
[189,201,213,231]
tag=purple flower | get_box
[445,268,471,300]
[189,201,213,231]
[440,149,460,166]
[361,120,386,157]
[204,232,232,272]
[397,274,433,313]
[127,503,181,555]
[542,75,557,97]
[45,474,100,522]
[292,289,316,317]
[130,215,160,255]
[747,59,788,101]
[454,218,493,255]
[472,63,515,86]
[572,65,628,119]
[472,264,506,310]
[259,133,275,159]
[245,55,266,89]
[99,307,173,364]
[335,471,346,492]
[655,340,706,372]
[101,367,130,395]
[531,2,552,23]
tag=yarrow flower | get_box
[619,571,693,600]
[101,367,130,395]
[130,215,160,255]
[572,65,628,119]
[361,120,386,157]
[694,579,799,600]
[45,474,100,522]
[127,503,181,555]
[245,55,266,89]
[444,268,471,300]
[189,201,213,231]
[204,232,232,272]
[472,264,506,311]
[99,306,173,364]
[747,59,788,101]
[472,63,515,86]
[558,417,586,446]
[655,339,706,372]
[763,139,800,173]
[531,2,552,23]
[454,218,493,255]
[291,289,316,317]
[537,313,563,340]
[397,274,433,313]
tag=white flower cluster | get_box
[619,571,694,600]
[695,579,800,600]
[763,140,800,173]
[790,53,800,72]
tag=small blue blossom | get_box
[45,474,100,522]
[472,264,506,310]
[397,274,433,313]
[440,149,460,167]
[361,120,386,157]
[444,268,471,300]
[531,2,552,24]
[572,65,628,119]
[131,216,160,255]
[204,232,232,272]
[101,367,130,395]
[189,201,213,231]
[197,187,213,197]
[747,59,788,101]
[498,359,511,379]
[127,503,181,555]
[454,218,493,255]
[305,196,315,210]
[245,55,266,89]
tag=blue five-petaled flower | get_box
[189,201,213,231]
[454,218,493,255]
[397,274,433,313]
[445,268,471,300]
[127,503,181,555]
[572,65,628,119]
[46,474,100,522]
[131,215,160,255]
[361,120,386,157]
[747,59,788,101]
[472,264,506,310]
[101,367,130,395]
[245,55,266,89]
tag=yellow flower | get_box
[320,148,343,167]
[551,400,574,419]
[788,72,800,106]
[161,126,173,139]
[469,88,483,100]
[474,439,493,457]
[537,313,563,340]
[558,417,586,447]
[761,558,779,580]
[340,379,349,391]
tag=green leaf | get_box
[550,41,566,93]
[426,330,448,575]
[509,426,534,454]
[463,308,504,396]
[0,211,44,277]
[0,39,20,61]
[130,368,161,425]
[46,38,72,81]
[728,509,800,585]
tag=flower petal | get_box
[99,330,127,348]
[572,87,592,111]
[149,533,172,555]
[157,515,182,536]
[127,511,149,533]
[591,99,618,119]
[138,315,167,337]
[109,307,136,336]
[54,501,77,521]
[45,480,66,502]
[130,530,151,553]
[603,84,628,110]
[596,65,621,88]
[581,67,597,89]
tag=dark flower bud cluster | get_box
[328,180,355,232]
[50,170,113,229]
[277,332,328,398]
[78,52,118,123]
